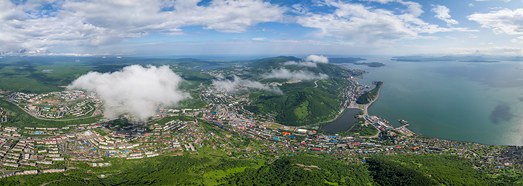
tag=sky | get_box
[1,0,523,56]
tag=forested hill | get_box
[1,154,518,185]
[244,56,358,126]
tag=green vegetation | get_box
[248,81,341,126]
[327,57,385,67]
[227,155,374,185]
[0,99,101,127]
[367,156,438,185]
[2,154,514,185]
[365,154,519,185]
[358,125,379,136]
[353,62,385,67]
[0,155,261,186]
[356,81,383,104]
[294,100,309,120]
[246,57,356,126]
[341,123,379,137]
[0,56,222,93]
[0,56,356,126]
[177,97,207,109]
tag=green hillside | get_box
[245,57,355,126]
[2,154,519,185]
[227,155,374,185]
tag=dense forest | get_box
[246,57,355,126]
[2,154,520,185]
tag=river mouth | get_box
[321,108,362,134]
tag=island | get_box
[353,62,385,67]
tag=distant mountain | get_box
[328,57,366,64]
[390,55,523,63]
[247,56,301,69]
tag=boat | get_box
[398,119,409,126]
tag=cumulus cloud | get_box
[468,8,523,36]
[283,61,319,67]
[0,0,284,54]
[263,68,328,81]
[284,54,329,67]
[67,65,189,121]
[212,76,282,94]
[297,1,472,42]
[305,54,329,63]
[432,5,458,25]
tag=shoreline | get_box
[362,85,381,116]
[359,83,416,137]
[312,79,381,129]
[304,78,359,129]
[321,108,361,134]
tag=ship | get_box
[398,119,409,126]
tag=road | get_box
[7,99,101,122]
[361,90,379,116]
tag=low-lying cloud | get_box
[284,54,329,67]
[263,68,328,81]
[283,61,318,67]
[305,55,329,63]
[67,65,189,121]
[212,75,282,94]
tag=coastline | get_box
[361,86,380,116]
[358,83,416,137]
[306,79,383,132]
[312,79,381,129]
[304,78,359,128]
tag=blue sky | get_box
[1,0,522,56]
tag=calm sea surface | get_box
[322,108,361,134]
[346,58,523,145]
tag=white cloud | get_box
[468,8,523,35]
[432,5,458,25]
[284,54,329,67]
[252,37,267,41]
[212,75,282,94]
[305,54,328,63]
[0,0,284,54]
[67,65,189,121]
[297,1,471,43]
[263,68,328,81]
[283,61,319,67]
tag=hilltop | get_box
[242,56,360,126]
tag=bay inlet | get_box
[321,108,362,134]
